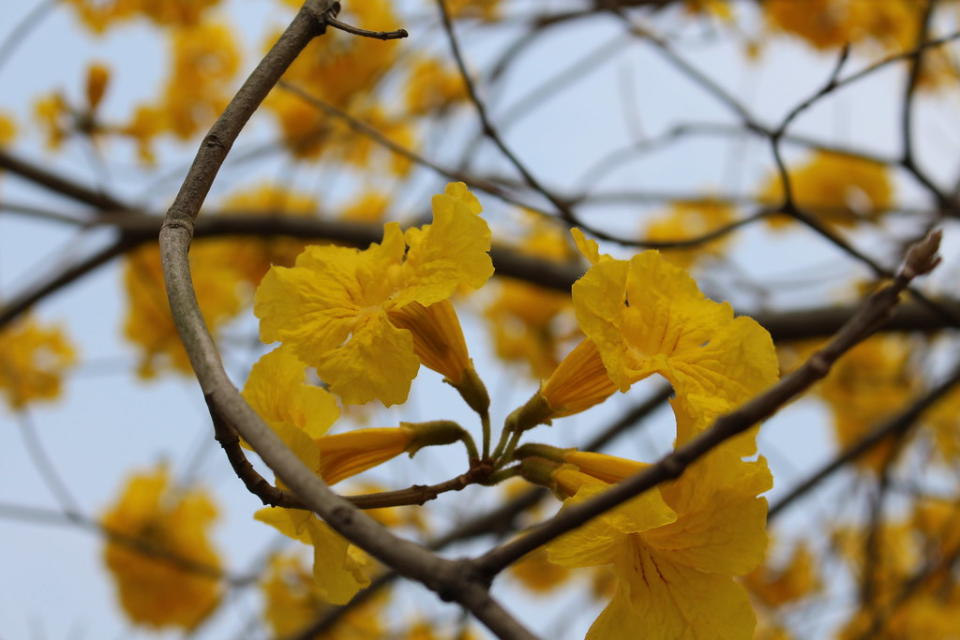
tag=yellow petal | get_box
[571,228,605,265]
[644,451,772,576]
[254,508,372,605]
[254,225,405,360]
[397,182,493,307]
[254,507,314,545]
[546,479,676,568]
[305,518,373,604]
[589,557,755,640]
[242,347,339,438]
[314,312,420,406]
[316,427,413,485]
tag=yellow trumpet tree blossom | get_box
[254,182,493,406]
[100,465,222,630]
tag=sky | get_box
[1,1,959,638]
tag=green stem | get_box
[480,410,491,461]
[490,421,513,464]
[459,430,481,464]
[497,428,525,469]
[483,464,522,485]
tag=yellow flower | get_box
[684,0,733,20]
[925,388,960,462]
[120,104,165,165]
[255,507,374,605]
[341,191,390,223]
[63,0,138,33]
[644,199,736,269]
[244,349,463,487]
[818,336,917,472]
[85,62,111,112]
[261,552,386,638]
[405,57,467,116]
[0,317,76,409]
[101,465,222,630]
[242,346,339,440]
[317,427,414,485]
[510,546,573,594]
[506,339,619,431]
[123,242,246,379]
[763,0,858,50]
[34,92,72,151]
[274,0,401,109]
[254,182,493,406]
[137,0,222,27]
[743,540,821,608]
[337,105,417,176]
[0,111,15,146]
[759,151,893,229]
[160,20,240,139]
[444,0,501,22]
[570,229,778,444]
[546,448,772,640]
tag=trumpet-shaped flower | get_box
[0,316,76,409]
[101,465,222,630]
[546,445,772,640]
[254,182,493,406]
[570,229,777,447]
[242,347,429,486]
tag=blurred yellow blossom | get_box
[818,336,917,471]
[485,218,578,380]
[644,199,736,269]
[759,151,893,230]
[161,20,241,139]
[65,0,221,32]
[63,0,138,33]
[0,111,15,146]
[444,0,501,22]
[101,465,222,630]
[85,62,111,112]
[341,191,390,223]
[511,546,573,594]
[123,242,246,378]
[34,93,72,151]
[744,540,821,608]
[405,57,467,116]
[275,0,400,109]
[0,317,76,409]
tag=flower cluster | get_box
[100,465,222,630]
[242,182,780,637]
